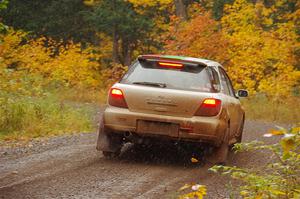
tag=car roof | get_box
[139,54,223,67]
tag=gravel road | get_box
[0,119,288,199]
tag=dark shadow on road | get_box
[107,143,211,168]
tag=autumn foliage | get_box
[164,13,228,62]
[0,0,299,141]
[210,126,300,198]
[0,29,102,95]
[164,0,300,96]
[221,0,300,96]
[1,0,299,97]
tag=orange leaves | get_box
[163,0,299,97]
[101,63,128,88]
[164,12,228,62]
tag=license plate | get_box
[137,120,179,137]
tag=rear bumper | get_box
[103,106,227,145]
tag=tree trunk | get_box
[112,26,120,63]
[124,49,131,66]
[121,39,132,66]
[174,0,187,20]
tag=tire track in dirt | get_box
[0,120,288,199]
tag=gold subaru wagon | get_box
[97,55,248,163]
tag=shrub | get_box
[210,126,300,199]
[0,29,103,92]
[101,63,128,88]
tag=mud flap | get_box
[206,127,230,165]
[96,122,122,153]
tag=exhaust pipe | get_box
[124,131,132,138]
[124,132,143,144]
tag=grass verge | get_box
[241,95,300,124]
[0,92,97,142]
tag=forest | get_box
[0,0,299,137]
[0,1,300,198]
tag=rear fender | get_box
[215,108,230,146]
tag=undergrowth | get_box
[241,95,300,124]
[210,126,300,199]
[0,91,95,141]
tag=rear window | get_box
[120,60,218,92]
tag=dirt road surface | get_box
[0,120,287,199]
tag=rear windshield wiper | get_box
[132,81,167,88]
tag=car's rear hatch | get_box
[113,55,218,118]
[115,83,214,118]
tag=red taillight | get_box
[108,88,128,108]
[111,88,123,97]
[158,62,183,69]
[195,98,222,116]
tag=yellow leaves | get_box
[178,184,191,192]
[221,0,299,96]
[247,190,285,199]
[240,190,250,197]
[293,189,300,199]
[263,125,300,155]
[178,184,207,199]
[269,189,286,196]
[48,42,101,88]
[222,0,257,33]
[264,127,293,138]
[83,0,99,6]
[190,157,199,163]
[127,0,172,16]
[254,194,263,199]
[127,0,172,8]
[280,127,298,154]
[213,126,300,199]
[291,127,300,134]
[269,130,284,136]
[1,29,103,93]
[281,138,296,154]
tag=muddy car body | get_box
[97,55,248,163]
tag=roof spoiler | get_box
[138,55,207,67]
